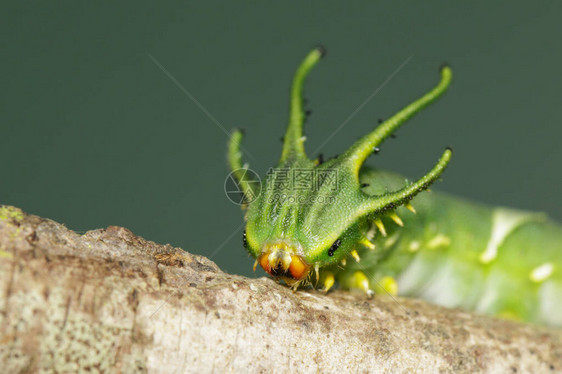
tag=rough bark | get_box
[0,205,560,373]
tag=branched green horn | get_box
[280,46,325,162]
[341,64,454,219]
[228,129,258,201]
[342,65,452,176]
[228,47,453,216]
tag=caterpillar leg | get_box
[347,271,374,298]
[321,271,335,293]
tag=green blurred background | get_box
[2,2,561,278]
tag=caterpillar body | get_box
[227,47,562,326]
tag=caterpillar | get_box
[227,47,562,327]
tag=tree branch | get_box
[0,205,560,373]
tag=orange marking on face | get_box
[259,253,271,273]
[258,251,310,281]
[288,254,310,280]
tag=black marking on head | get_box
[243,230,247,248]
[270,263,286,276]
[373,147,381,154]
[316,44,327,58]
[361,183,370,188]
[317,153,324,165]
[328,239,342,257]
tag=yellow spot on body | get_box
[530,263,554,283]
[340,258,347,266]
[408,240,421,252]
[350,249,360,262]
[379,276,398,296]
[322,271,335,292]
[405,203,416,214]
[427,234,451,249]
[315,264,320,284]
[359,238,376,250]
[389,212,404,227]
[253,259,258,271]
[374,219,387,237]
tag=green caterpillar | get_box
[227,47,562,327]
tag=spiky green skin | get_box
[246,157,363,267]
[228,48,561,326]
[337,169,562,326]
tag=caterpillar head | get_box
[228,47,452,288]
